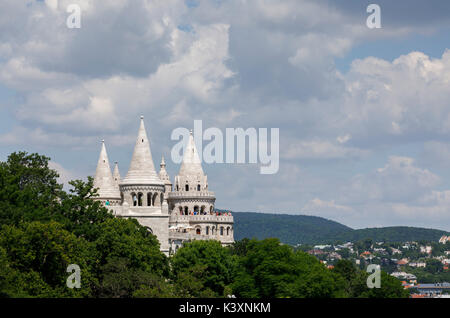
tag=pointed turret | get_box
[121,116,163,185]
[113,162,121,186]
[159,155,172,197]
[178,130,204,177]
[93,140,121,199]
[159,156,171,183]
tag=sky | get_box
[1,0,450,230]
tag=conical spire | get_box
[93,140,121,199]
[178,130,204,176]
[113,162,121,186]
[159,155,171,184]
[121,116,163,185]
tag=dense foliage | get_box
[233,212,449,245]
[0,152,408,298]
[332,260,410,298]
[230,238,346,298]
[0,152,168,297]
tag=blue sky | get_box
[1,0,450,230]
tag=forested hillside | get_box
[232,212,449,244]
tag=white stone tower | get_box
[92,117,233,255]
[167,130,234,252]
[93,140,121,206]
[116,116,169,253]
[159,156,172,199]
[168,130,215,215]
[113,162,121,187]
[120,116,165,207]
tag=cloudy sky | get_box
[1,0,450,230]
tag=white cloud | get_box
[305,156,450,229]
[282,139,368,160]
[339,50,450,143]
[343,156,440,204]
[48,161,77,186]
[302,198,355,223]
[1,1,450,230]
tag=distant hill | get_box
[334,226,450,244]
[231,211,449,245]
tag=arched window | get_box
[152,192,157,206]
[201,206,205,214]
[179,206,183,215]
[196,228,201,235]
[147,192,152,206]
[197,184,200,191]
[206,226,209,235]
[220,227,224,236]
[194,206,199,213]
[185,184,189,191]
[137,193,143,206]
[132,193,137,206]
[184,206,188,215]
[227,227,230,236]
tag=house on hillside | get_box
[439,235,449,244]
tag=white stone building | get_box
[92,116,234,255]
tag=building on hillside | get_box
[92,116,234,255]
[420,245,433,254]
[409,262,426,268]
[390,272,417,281]
[396,258,409,266]
[415,283,450,296]
[439,235,449,244]
[391,247,402,255]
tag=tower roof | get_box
[121,116,163,185]
[113,162,121,186]
[159,155,172,185]
[93,140,121,199]
[178,130,204,177]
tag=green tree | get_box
[333,259,357,282]
[232,238,346,298]
[171,240,237,297]
[425,259,444,274]
[57,177,115,241]
[96,257,173,298]
[0,151,170,298]
[0,221,94,297]
[354,271,410,298]
[172,264,217,298]
[0,152,62,227]
[93,217,168,276]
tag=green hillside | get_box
[232,211,449,245]
[336,226,450,243]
